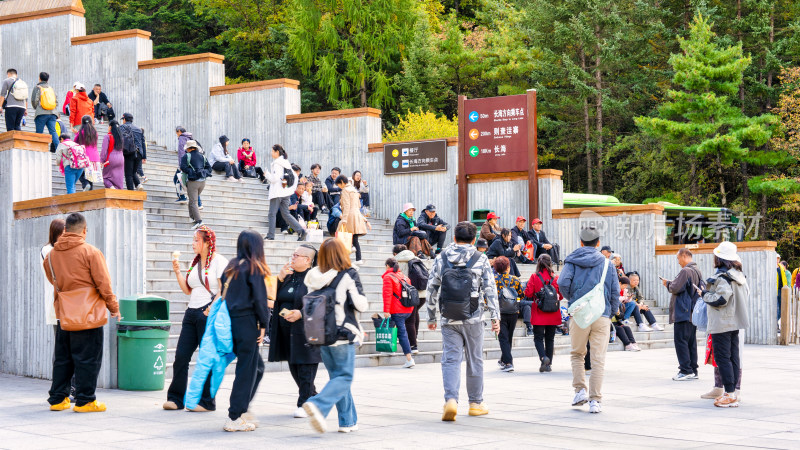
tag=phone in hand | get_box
[279,308,290,318]
[659,276,668,282]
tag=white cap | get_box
[74,82,85,90]
[713,241,741,263]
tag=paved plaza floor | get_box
[1,345,799,449]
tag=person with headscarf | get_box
[164,225,229,412]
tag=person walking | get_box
[265,144,307,241]
[220,230,270,431]
[180,140,211,230]
[174,126,196,204]
[337,174,370,264]
[164,225,228,412]
[701,242,750,408]
[99,120,125,189]
[558,226,620,414]
[426,221,500,421]
[209,135,242,182]
[55,133,86,194]
[662,248,703,381]
[523,254,563,372]
[302,238,368,434]
[31,72,59,150]
[0,68,28,131]
[381,258,416,368]
[68,83,93,134]
[43,213,121,412]
[119,113,145,191]
[237,138,266,182]
[269,244,322,418]
[75,116,100,191]
[493,256,523,373]
[393,244,425,354]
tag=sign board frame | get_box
[383,139,448,175]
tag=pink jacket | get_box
[238,147,257,167]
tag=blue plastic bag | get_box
[692,298,707,332]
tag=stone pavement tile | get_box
[57,429,149,445]
[762,432,800,442]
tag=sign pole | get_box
[457,95,468,222]
[527,89,539,220]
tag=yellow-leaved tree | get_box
[384,109,457,142]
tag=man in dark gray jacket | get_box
[417,204,449,255]
[558,226,620,414]
[662,248,703,381]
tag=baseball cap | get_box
[579,227,600,242]
[531,218,543,225]
[74,82,85,91]
[515,216,526,223]
[476,239,488,249]
[600,245,613,252]
[487,212,500,220]
[424,204,436,212]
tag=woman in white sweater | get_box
[264,144,306,241]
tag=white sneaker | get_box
[294,407,308,418]
[622,319,631,326]
[572,388,588,406]
[625,344,640,352]
[223,417,255,432]
[651,323,664,331]
[638,323,653,332]
[338,425,358,433]
[241,411,259,428]
[302,402,327,433]
[402,359,416,368]
[589,400,601,413]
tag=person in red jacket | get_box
[524,254,563,373]
[236,138,266,182]
[69,82,94,133]
[381,258,416,368]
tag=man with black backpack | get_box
[426,221,499,422]
[119,113,146,191]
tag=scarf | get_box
[401,212,415,227]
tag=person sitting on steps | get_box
[209,135,242,182]
[417,204,449,255]
[237,138,266,183]
[393,203,432,259]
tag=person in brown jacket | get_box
[336,174,370,264]
[43,212,120,413]
[480,213,501,245]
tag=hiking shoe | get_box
[224,417,255,432]
[402,359,416,369]
[442,399,458,421]
[572,388,588,406]
[294,407,307,418]
[50,397,71,411]
[502,363,514,372]
[411,347,419,355]
[73,400,106,413]
[191,221,203,230]
[162,401,179,410]
[338,425,359,433]
[701,387,724,399]
[175,198,188,205]
[468,402,489,416]
[589,400,602,413]
[539,356,551,373]
[526,325,534,337]
[302,401,327,433]
[673,372,696,381]
[242,411,259,428]
[651,323,664,331]
[638,323,653,332]
[714,393,739,408]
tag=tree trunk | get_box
[760,192,767,238]
[737,0,745,113]
[581,48,593,193]
[689,157,698,202]
[595,51,604,194]
[741,162,749,209]
[360,77,367,107]
[767,6,774,109]
[717,153,727,207]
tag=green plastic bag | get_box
[375,318,397,353]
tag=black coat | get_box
[487,238,517,260]
[220,261,270,327]
[511,226,530,246]
[179,150,210,181]
[528,229,552,257]
[393,214,413,245]
[325,176,341,196]
[267,270,321,365]
[417,213,448,233]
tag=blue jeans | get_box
[64,166,84,194]
[308,343,357,428]
[623,302,636,320]
[391,313,412,355]
[35,114,59,149]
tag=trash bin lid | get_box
[119,295,170,322]
[118,320,171,331]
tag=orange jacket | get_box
[69,91,94,127]
[43,232,119,315]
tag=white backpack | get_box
[10,79,28,101]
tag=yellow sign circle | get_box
[392,149,399,158]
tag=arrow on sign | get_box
[469,146,479,157]
[154,356,164,370]
[469,129,479,140]
[469,111,479,122]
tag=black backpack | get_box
[282,167,295,188]
[498,283,519,314]
[120,124,145,157]
[393,273,420,308]
[407,258,429,291]
[535,273,560,313]
[302,271,346,346]
[439,252,483,320]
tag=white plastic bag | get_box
[567,259,610,329]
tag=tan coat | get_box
[339,185,368,235]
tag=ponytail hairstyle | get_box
[385,257,400,273]
[536,253,554,277]
[272,144,287,159]
[75,115,97,148]
[109,120,122,150]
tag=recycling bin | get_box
[117,296,171,391]
[470,209,494,226]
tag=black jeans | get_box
[498,313,517,364]
[212,161,241,179]
[291,204,318,221]
[124,153,141,190]
[427,230,447,252]
[325,193,340,210]
[168,307,215,410]
[631,305,658,326]
[360,192,370,207]
[712,330,740,393]
[674,320,698,375]
[614,323,636,346]
[405,303,421,348]
[533,324,556,361]
[519,300,534,326]
[289,363,319,407]
[353,234,363,261]
[48,324,103,407]
[312,191,326,209]
[4,107,24,131]
[228,315,265,420]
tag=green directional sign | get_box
[469,146,479,157]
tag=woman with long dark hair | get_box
[352,170,369,213]
[165,225,228,412]
[100,120,125,189]
[220,230,270,431]
[75,115,100,191]
[40,219,66,329]
[209,135,242,182]
[702,242,749,408]
[493,256,523,373]
[265,144,306,241]
[269,244,322,418]
[523,253,563,372]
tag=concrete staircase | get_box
[9,112,693,379]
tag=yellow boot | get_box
[50,397,71,411]
[73,400,107,413]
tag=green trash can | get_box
[117,296,171,391]
[470,209,494,226]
